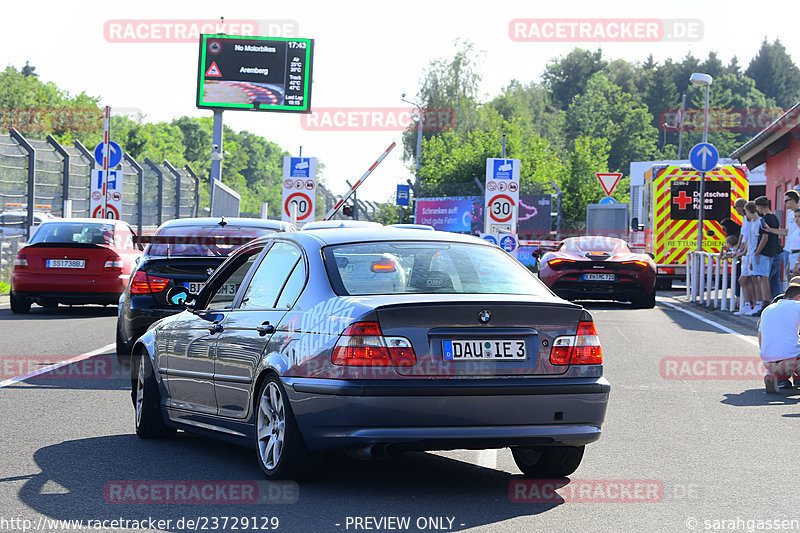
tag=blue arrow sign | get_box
[689,142,719,173]
[599,196,617,204]
[94,141,122,168]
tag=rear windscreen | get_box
[146,225,275,257]
[28,222,115,245]
[324,241,552,296]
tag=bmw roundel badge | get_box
[479,309,491,323]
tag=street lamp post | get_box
[401,93,422,175]
[690,72,713,253]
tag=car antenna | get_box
[218,216,227,228]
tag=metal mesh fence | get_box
[0,131,199,238]
[0,134,28,209]
[64,145,93,217]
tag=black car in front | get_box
[116,217,294,362]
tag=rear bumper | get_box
[11,290,121,305]
[550,279,651,301]
[284,376,610,451]
[12,272,128,295]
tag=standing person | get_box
[763,190,800,280]
[736,201,761,315]
[758,283,800,393]
[730,199,749,314]
[754,196,784,300]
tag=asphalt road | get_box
[1,294,797,533]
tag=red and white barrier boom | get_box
[102,106,111,217]
[322,141,396,221]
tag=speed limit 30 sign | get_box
[487,194,515,223]
[484,158,520,233]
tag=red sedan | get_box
[10,219,142,313]
[538,236,656,308]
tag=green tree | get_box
[560,136,613,222]
[402,40,484,164]
[565,72,658,172]
[746,38,800,108]
[489,80,565,148]
[542,48,606,110]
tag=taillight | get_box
[130,271,169,294]
[130,271,150,294]
[148,277,169,292]
[622,260,649,270]
[572,322,603,364]
[331,321,416,367]
[13,253,28,270]
[657,267,675,275]
[547,258,576,270]
[104,255,123,271]
[549,321,603,365]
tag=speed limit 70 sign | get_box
[282,156,317,224]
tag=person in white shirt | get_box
[763,190,800,278]
[758,283,800,392]
[736,202,764,315]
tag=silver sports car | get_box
[131,228,610,479]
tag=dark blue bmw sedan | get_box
[131,228,610,480]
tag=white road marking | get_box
[659,299,759,347]
[0,342,116,388]
[475,449,498,469]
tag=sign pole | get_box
[210,109,224,212]
[696,84,710,252]
[322,142,396,221]
[102,106,110,218]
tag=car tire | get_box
[254,375,309,480]
[116,324,133,366]
[633,291,656,309]
[134,353,174,439]
[511,445,585,478]
[10,291,31,314]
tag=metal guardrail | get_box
[686,251,738,311]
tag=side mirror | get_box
[134,256,141,265]
[167,286,196,309]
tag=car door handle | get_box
[256,322,275,336]
[208,322,224,334]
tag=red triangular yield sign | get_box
[205,62,222,77]
[596,172,623,196]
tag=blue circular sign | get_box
[500,235,517,252]
[599,196,617,204]
[94,141,122,168]
[482,235,498,245]
[689,142,719,173]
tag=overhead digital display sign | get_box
[196,34,313,113]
